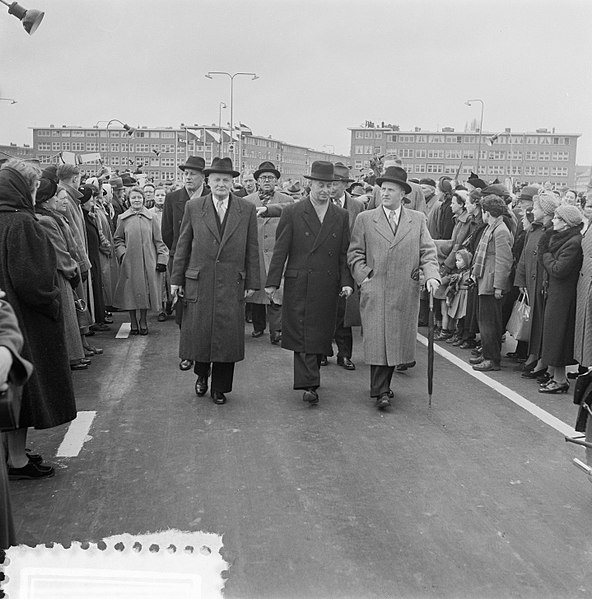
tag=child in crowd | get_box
[444,249,473,342]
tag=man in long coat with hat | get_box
[266,161,353,405]
[162,156,210,370]
[171,157,260,405]
[244,161,293,344]
[348,166,440,409]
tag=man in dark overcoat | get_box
[171,157,260,405]
[266,161,354,405]
[161,156,209,370]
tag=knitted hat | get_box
[455,248,473,268]
[555,204,583,227]
[535,192,560,216]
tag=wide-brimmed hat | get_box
[121,173,137,187]
[254,161,280,180]
[333,162,354,183]
[179,156,206,172]
[287,181,301,194]
[110,176,124,190]
[203,156,240,178]
[376,166,412,194]
[304,161,336,182]
[482,183,509,199]
[519,185,539,202]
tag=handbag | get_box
[0,379,21,432]
[506,290,531,342]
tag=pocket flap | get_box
[284,269,298,278]
[185,268,200,280]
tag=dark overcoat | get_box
[266,198,353,355]
[171,194,260,363]
[0,167,76,429]
[575,227,592,366]
[539,226,583,366]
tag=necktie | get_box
[389,210,397,234]
[216,199,226,222]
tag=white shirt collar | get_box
[335,194,346,208]
[383,204,402,224]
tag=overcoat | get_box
[0,168,76,429]
[575,226,592,366]
[539,226,583,366]
[266,198,353,355]
[348,206,440,365]
[244,190,293,305]
[474,219,513,296]
[341,192,365,328]
[171,194,260,363]
[113,207,168,311]
[148,206,169,308]
[514,222,549,357]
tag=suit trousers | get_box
[477,294,503,365]
[251,302,282,336]
[293,352,322,390]
[370,365,395,398]
[333,295,353,358]
[194,361,235,393]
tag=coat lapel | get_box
[201,195,221,242]
[391,207,412,248]
[219,195,242,252]
[372,207,395,244]
[301,198,321,239]
[312,201,339,252]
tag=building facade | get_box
[0,142,35,162]
[31,125,349,184]
[349,124,580,188]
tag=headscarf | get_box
[0,166,35,215]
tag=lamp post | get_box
[0,98,16,104]
[0,0,43,34]
[96,119,135,170]
[465,99,484,175]
[205,71,259,169]
[218,101,227,157]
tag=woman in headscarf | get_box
[35,178,88,370]
[0,159,76,479]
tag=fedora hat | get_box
[121,173,138,187]
[303,161,335,182]
[179,156,206,172]
[376,166,412,194]
[254,161,281,180]
[110,176,124,190]
[467,171,487,190]
[203,156,240,178]
[333,162,354,183]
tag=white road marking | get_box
[56,411,96,457]
[417,333,577,438]
[116,322,131,338]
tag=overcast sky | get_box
[1,0,591,164]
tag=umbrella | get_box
[428,291,434,407]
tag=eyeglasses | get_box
[258,176,276,181]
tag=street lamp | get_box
[0,0,44,34]
[205,71,259,168]
[465,99,484,175]
[218,101,227,155]
[0,98,17,104]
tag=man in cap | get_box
[244,161,293,344]
[162,156,210,370]
[171,157,260,405]
[348,166,440,409]
[466,172,487,192]
[320,162,365,370]
[266,161,354,405]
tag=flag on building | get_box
[239,122,252,135]
[205,130,221,144]
[185,128,202,141]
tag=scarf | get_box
[472,216,503,279]
[258,189,275,205]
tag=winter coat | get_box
[474,219,513,296]
[514,222,549,357]
[94,202,119,307]
[539,226,583,366]
[575,227,592,366]
[83,209,106,322]
[113,207,168,311]
[266,198,353,355]
[171,194,260,363]
[0,167,76,429]
[244,190,293,305]
[348,206,440,365]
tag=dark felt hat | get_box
[419,177,437,188]
[36,178,58,203]
[303,161,336,182]
[467,171,487,189]
[253,161,281,180]
[376,166,412,194]
[482,183,510,198]
[179,156,206,172]
[333,162,354,183]
[121,173,137,187]
[78,184,95,204]
[519,185,539,202]
[203,156,240,178]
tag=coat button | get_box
[305,232,310,236]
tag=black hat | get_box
[179,156,206,172]
[253,161,281,180]
[78,184,95,204]
[304,161,336,182]
[376,166,412,194]
[333,162,354,183]
[121,173,137,187]
[36,178,58,203]
[41,165,58,184]
[419,177,437,188]
[203,156,240,178]
[467,171,487,189]
[482,183,509,199]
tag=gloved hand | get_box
[156,263,167,273]
[69,273,81,289]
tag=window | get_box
[525,151,537,160]
[539,151,550,161]
[462,150,475,159]
[564,137,571,145]
[524,165,537,176]
[100,143,109,153]
[111,143,120,152]
[86,143,98,152]
[445,136,457,143]
[444,165,458,175]
[38,154,51,163]
[109,131,121,138]
[365,146,373,154]
[415,149,426,158]
[415,164,426,173]
[161,131,175,139]
[487,165,504,175]
[526,136,538,144]
[508,151,522,160]
[135,131,147,138]
[464,136,475,144]
[387,134,397,142]
[354,160,363,169]
[87,130,99,137]
[479,150,487,160]
[416,135,427,143]
[136,144,150,153]
[52,130,61,137]
[399,135,415,143]
[445,150,462,160]
[161,157,175,167]
[365,131,373,138]
[150,131,160,139]
[38,130,51,137]
[52,142,60,151]
[71,142,84,151]
[552,151,569,161]
[428,135,444,143]
[355,131,363,139]
[375,132,382,139]
[71,130,85,137]
[399,149,414,158]
[111,156,120,166]
[121,143,130,152]
[62,142,70,151]
[61,130,71,137]
[538,166,549,176]
[426,163,443,173]
[427,149,444,159]
[38,142,51,151]
[507,165,522,175]
[374,146,382,154]
[551,167,568,177]
[488,151,505,160]
[539,137,551,145]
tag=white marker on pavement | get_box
[56,410,96,457]
[116,322,131,339]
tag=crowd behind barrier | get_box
[1,152,592,551]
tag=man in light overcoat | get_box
[348,166,440,409]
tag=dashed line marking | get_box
[56,411,96,457]
[116,322,131,339]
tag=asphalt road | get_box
[9,311,592,599]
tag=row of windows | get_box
[37,129,177,139]
[354,130,573,145]
[36,142,189,154]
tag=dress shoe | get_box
[471,348,483,357]
[211,390,226,404]
[70,362,88,371]
[452,338,465,347]
[376,393,392,409]
[25,451,43,465]
[522,360,538,372]
[251,330,264,338]
[157,312,167,322]
[270,332,282,345]
[537,372,552,385]
[538,380,570,394]
[469,356,484,365]
[8,461,55,480]
[195,376,208,397]
[521,367,547,379]
[130,328,139,336]
[319,356,328,367]
[79,358,92,365]
[139,326,149,336]
[337,357,355,370]
[302,388,319,405]
[459,340,476,349]
[179,359,193,371]
[472,360,500,372]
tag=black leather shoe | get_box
[469,356,483,365]
[270,332,282,345]
[337,357,355,370]
[251,330,264,338]
[302,388,319,404]
[179,359,193,371]
[521,367,547,379]
[376,393,392,409]
[211,390,226,404]
[70,362,88,371]
[319,356,328,367]
[195,376,208,396]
